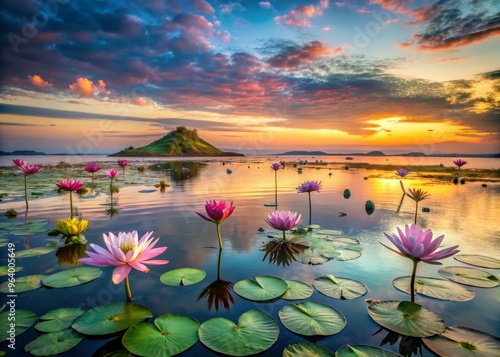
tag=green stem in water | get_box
[414,201,419,225]
[410,259,419,303]
[274,170,278,209]
[282,230,286,241]
[24,175,29,212]
[124,276,132,302]
[308,191,312,226]
[69,191,74,219]
[216,223,223,250]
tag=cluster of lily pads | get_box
[0,159,499,356]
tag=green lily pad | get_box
[281,280,314,300]
[35,307,86,332]
[279,301,346,336]
[393,276,475,301]
[334,248,363,261]
[438,266,499,288]
[15,246,57,258]
[198,309,279,356]
[365,200,375,215]
[0,309,37,342]
[122,314,200,357]
[423,326,500,357]
[315,229,343,237]
[72,302,153,335]
[0,274,45,293]
[0,223,14,229]
[5,220,48,236]
[343,189,351,199]
[159,267,206,286]
[327,237,360,247]
[308,224,321,229]
[335,344,403,356]
[0,265,22,276]
[454,255,500,269]
[0,239,8,247]
[42,267,102,288]
[234,275,288,301]
[294,249,329,265]
[264,202,277,207]
[25,329,84,356]
[313,275,367,300]
[283,342,334,356]
[367,300,445,337]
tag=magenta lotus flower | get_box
[85,162,101,183]
[381,224,459,302]
[15,163,42,212]
[79,230,168,301]
[56,179,84,218]
[106,169,120,179]
[397,169,410,178]
[269,163,282,207]
[196,200,235,249]
[13,159,25,167]
[265,210,302,240]
[271,163,281,170]
[118,159,129,176]
[182,167,190,174]
[453,159,467,168]
[297,180,322,225]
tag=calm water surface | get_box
[0,158,499,356]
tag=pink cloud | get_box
[437,57,470,63]
[69,78,107,97]
[275,0,329,28]
[267,41,341,69]
[191,0,215,14]
[28,75,53,88]
[259,2,271,9]
[369,0,411,14]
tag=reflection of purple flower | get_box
[271,163,281,170]
[453,159,467,168]
[397,169,410,177]
[182,167,190,174]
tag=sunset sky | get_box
[1,0,499,155]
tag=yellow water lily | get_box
[55,218,89,237]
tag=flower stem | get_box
[274,170,278,209]
[414,201,418,225]
[282,230,286,241]
[124,276,132,302]
[216,223,223,250]
[308,191,312,226]
[410,260,419,302]
[69,191,73,219]
[24,175,29,212]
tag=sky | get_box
[0,0,499,155]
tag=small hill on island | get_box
[109,126,243,157]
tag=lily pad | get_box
[0,239,8,247]
[234,275,288,301]
[160,267,206,286]
[438,266,499,288]
[264,202,277,207]
[315,229,343,237]
[283,342,334,356]
[367,300,445,337]
[72,302,153,335]
[335,248,363,261]
[327,237,360,247]
[198,309,279,356]
[42,267,103,288]
[313,275,367,300]
[365,200,375,215]
[281,280,314,300]
[15,246,57,258]
[279,302,346,336]
[335,344,402,356]
[25,329,83,356]
[0,309,37,342]
[454,255,500,269]
[0,274,45,293]
[343,189,351,199]
[423,326,500,357]
[393,276,475,301]
[308,224,321,229]
[0,265,22,276]
[4,220,49,236]
[35,307,86,332]
[123,314,200,357]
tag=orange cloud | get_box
[398,43,412,49]
[28,75,53,88]
[369,0,410,14]
[275,0,329,28]
[437,57,470,63]
[132,97,151,106]
[69,77,107,97]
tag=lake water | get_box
[0,156,499,356]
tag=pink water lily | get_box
[15,163,42,212]
[265,211,302,240]
[182,167,190,174]
[271,162,281,170]
[117,159,129,168]
[13,159,25,167]
[85,162,101,173]
[18,164,42,175]
[106,169,120,178]
[397,169,410,178]
[56,179,85,192]
[297,180,322,225]
[453,159,467,168]
[79,231,168,300]
[196,200,235,249]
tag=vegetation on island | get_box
[109,126,243,157]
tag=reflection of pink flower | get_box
[296,180,322,193]
[265,211,302,232]
[397,169,410,177]
[18,164,42,175]
[382,224,459,264]
[271,163,281,170]
[106,169,120,178]
[182,167,190,174]
[56,179,85,192]
[196,200,235,224]
[13,159,25,167]
[79,231,168,284]
[117,159,129,168]
[453,159,467,169]
[84,162,101,173]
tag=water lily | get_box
[84,162,101,183]
[406,188,431,225]
[117,159,129,176]
[195,200,235,249]
[270,163,281,208]
[381,224,459,302]
[55,217,89,242]
[296,180,322,225]
[265,210,302,241]
[453,159,467,169]
[56,179,85,218]
[271,163,281,171]
[182,167,190,174]
[79,230,168,301]
[106,169,119,193]
[397,169,410,177]
[14,162,42,212]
